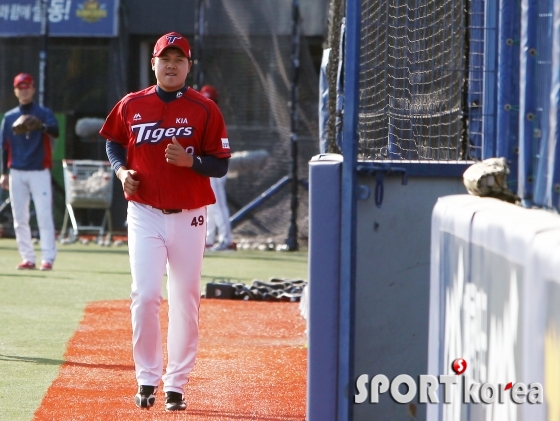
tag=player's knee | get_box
[131,288,162,308]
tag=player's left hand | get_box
[12,114,44,135]
[165,136,193,167]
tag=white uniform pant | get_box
[127,201,206,394]
[206,176,232,246]
[9,169,56,264]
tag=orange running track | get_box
[33,300,307,421]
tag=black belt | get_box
[160,209,182,214]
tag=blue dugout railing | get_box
[519,0,556,208]
[518,0,537,206]
[548,1,560,210]
[532,0,557,208]
[496,0,521,192]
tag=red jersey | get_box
[100,86,230,209]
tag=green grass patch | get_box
[0,238,308,420]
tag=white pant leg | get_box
[28,169,56,263]
[161,207,206,394]
[9,170,35,263]
[210,177,232,245]
[206,202,218,245]
[127,201,168,387]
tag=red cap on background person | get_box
[200,85,218,104]
[152,32,191,58]
[13,73,34,88]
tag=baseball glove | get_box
[12,114,44,135]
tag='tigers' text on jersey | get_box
[131,121,194,145]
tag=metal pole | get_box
[548,0,560,209]
[229,176,291,225]
[496,0,520,188]
[38,0,49,106]
[518,0,537,205]
[193,0,205,90]
[284,0,301,251]
[339,0,360,419]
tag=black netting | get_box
[325,0,484,161]
[359,0,468,161]
[199,0,319,246]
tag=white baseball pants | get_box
[9,168,56,264]
[206,176,232,246]
[127,201,206,394]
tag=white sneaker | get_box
[210,242,236,252]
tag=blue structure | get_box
[496,0,521,190]
[307,0,560,419]
[548,1,560,210]
[307,155,342,421]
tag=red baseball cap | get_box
[153,32,191,58]
[200,85,218,103]
[13,73,34,88]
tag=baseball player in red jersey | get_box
[100,32,231,411]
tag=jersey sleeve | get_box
[42,107,59,138]
[0,116,6,148]
[202,101,231,159]
[99,98,129,147]
[0,117,6,174]
[44,108,58,129]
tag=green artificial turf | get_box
[0,238,308,421]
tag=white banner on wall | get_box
[429,195,560,421]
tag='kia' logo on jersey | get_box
[176,117,188,124]
[221,138,230,149]
[133,113,142,121]
[167,35,182,44]
[131,121,194,145]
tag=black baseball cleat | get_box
[135,385,157,409]
[165,391,187,411]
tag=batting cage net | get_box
[326,0,485,161]
[199,0,320,247]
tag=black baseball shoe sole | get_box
[135,385,157,409]
[165,391,187,411]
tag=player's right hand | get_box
[0,174,8,190]
[117,168,139,195]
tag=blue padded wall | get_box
[307,154,342,421]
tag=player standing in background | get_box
[101,32,231,411]
[200,85,236,252]
[0,73,59,271]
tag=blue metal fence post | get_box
[518,0,538,205]
[482,0,499,158]
[496,0,520,189]
[532,0,555,207]
[547,0,560,210]
[339,0,360,419]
